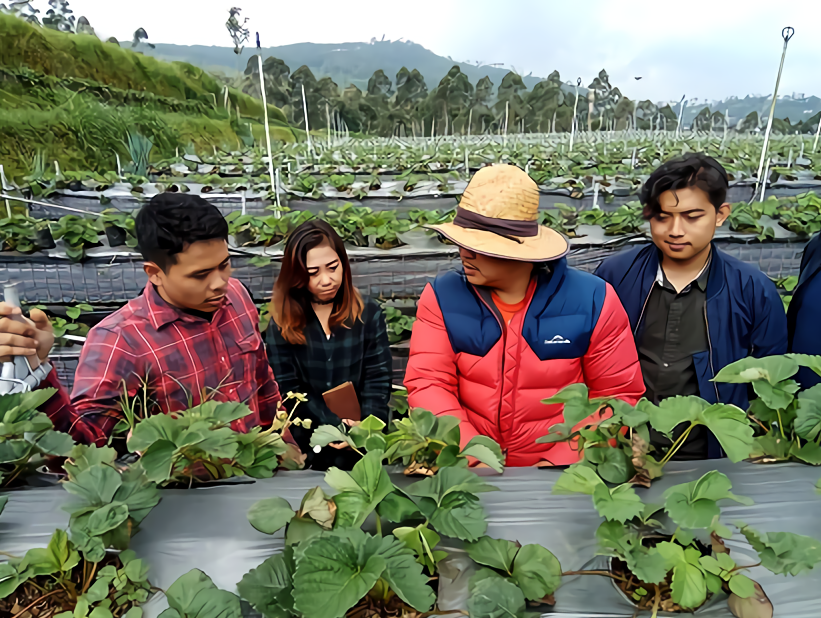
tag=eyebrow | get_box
[190,258,230,277]
[660,208,707,215]
[308,259,339,270]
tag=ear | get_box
[143,262,164,286]
[715,202,731,227]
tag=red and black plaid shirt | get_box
[43,279,281,445]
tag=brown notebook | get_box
[322,381,361,421]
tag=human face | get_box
[306,241,342,302]
[649,186,730,264]
[459,248,531,289]
[145,238,232,312]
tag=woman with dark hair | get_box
[266,219,392,470]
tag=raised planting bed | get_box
[1,461,819,617]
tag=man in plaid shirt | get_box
[0,194,287,449]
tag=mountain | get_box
[143,39,552,92]
[679,94,821,130]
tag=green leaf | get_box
[738,524,821,576]
[310,425,352,450]
[297,487,335,529]
[376,491,422,523]
[461,436,504,472]
[592,446,632,484]
[248,497,295,535]
[671,561,707,610]
[138,440,177,484]
[629,548,669,585]
[728,573,756,599]
[86,503,129,536]
[466,536,518,573]
[393,525,443,573]
[0,495,7,516]
[538,383,600,442]
[698,404,755,463]
[237,548,296,618]
[664,471,753,530]
[377,535,436,612]
[35,429,75,456]
[285,517,323,546]
[551,464,604,496]
[468,572,526,618]
[713,356,799,385]
[510,544,562,601]
[752,379,800,410]
[325,451,394,528]
[592,483,644,523]
[164,569,242,618]
[795,384,821,441]
[292,532,387,618]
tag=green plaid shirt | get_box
[265,296,393,435]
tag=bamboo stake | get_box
[755,27,795,196]
[326,102,331,145]
[570,78,582,151]
[813,117,821,153]
[255,33,279,218]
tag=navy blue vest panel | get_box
[431,260,606,360]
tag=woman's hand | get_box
[329,418,360,448]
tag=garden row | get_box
[2,192,821,263]
[1,354,821,618]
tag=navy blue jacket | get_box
[595,243,788,458]
[788,233,821,388]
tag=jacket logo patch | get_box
[544,335,572,344]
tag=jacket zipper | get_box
[633,282,656,336]
[474,288,509,442]
[703,303,720,402]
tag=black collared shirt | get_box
[638,253,711,460]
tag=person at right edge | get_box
[596,154,787,461]
[787,231,821,388]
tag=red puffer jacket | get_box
[405,260,644,467]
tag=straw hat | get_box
[428,164,569,262]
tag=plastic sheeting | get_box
[1,460,820,617]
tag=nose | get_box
[669,214,684,237]
[209,269,229,293]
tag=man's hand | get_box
[329,418,360,449]
[0,302,54,364]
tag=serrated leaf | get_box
[729,573,756,599]
[465,536,518,573]
[236,549,296,618]
[461,435,504,472]
[552,464,604,496]
[664,471,753,530]
[738,525,821,576]
[165,569,242,618]
[795,385,821,441]
[713,356,799,385]
[671,561,707,610]
[592,483,644,523]
[376,491,422,523]
[325,450,394,528]
[468,572,526,618]
[510,544,562,601]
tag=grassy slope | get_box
[0,14,296,179]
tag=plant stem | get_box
[659,424,694,467]
[650,585,661,618]
[82,561,97,594]
[375,514,382,537]
[11,589,62,618]
[729,562,761,573]
[776,409,786,439]
[561,569,629,583]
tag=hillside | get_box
[146,39,551,93]
[0,13,296,179]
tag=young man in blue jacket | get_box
[788,232,821,388]
[595,154,787,460]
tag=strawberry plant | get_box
[553,467,821,616]
[713,354,821,465]
[158,569,242,618]
[0,530,153,618]
[309,408,504,474]
[126,395,307,486]
[238,429,557,618]
[62,444,161,562]
[383,305,415,344]
[50,215,102,261]
[0,388,75,488]
[537,384,755,487]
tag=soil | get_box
[345,577,442,618]
[610,536,714,614]
[0,554,137,618]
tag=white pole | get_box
[301,83,312,151]
[255,34,279,219]
[760,157,772,202]
[756,27,795,196]
[115,153,122,180]
[813,117,821,153]
[676,95,686,137]
[0,165,10,218]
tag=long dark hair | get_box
[271,219,363,345]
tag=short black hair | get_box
[640,154,729,219]
[135,194,228,271]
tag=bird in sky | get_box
[635,77,643,80]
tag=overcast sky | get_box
[59,0,821,102]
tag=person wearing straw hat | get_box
[404,164,645,468]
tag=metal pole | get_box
[755,27,795,195]
[676,95,686,137]
[301,83,312,151]
[813,116,821,153]
[255,33,279,219]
